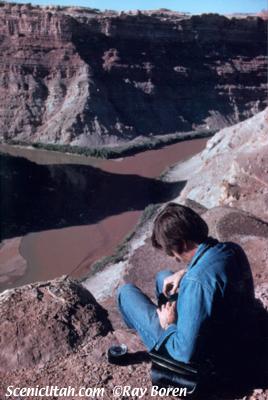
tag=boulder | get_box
[0,276,112,371]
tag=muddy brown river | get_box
[0,138,207,291]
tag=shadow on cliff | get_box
[0,153,186,240]
[71,16,267,138]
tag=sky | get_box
[11,0,268,14]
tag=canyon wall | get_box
[0,3,267,146]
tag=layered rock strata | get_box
[0,3,267,146]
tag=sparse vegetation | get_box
[4,129,215,160]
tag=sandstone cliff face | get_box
[0,3,267,146]
[166,108,268,221]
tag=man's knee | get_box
[116,283,136,304]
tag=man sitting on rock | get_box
[116,203,255,377]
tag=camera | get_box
[157,292,178,308]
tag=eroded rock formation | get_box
[166,108,268,221]
[0,3,267,146]
[0,276,112,371]
[0,276,166,400]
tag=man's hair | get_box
[151,203,209,256]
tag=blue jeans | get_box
[116,269,174,352]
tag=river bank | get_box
[3,129,214,159]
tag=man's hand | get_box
[163,270,185,297]
[157,301,177,330]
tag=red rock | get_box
[0,276,112,371]
[0,4,267,146]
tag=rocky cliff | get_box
[0,112,268,399]
[0,3,267,146]
[166,107,268,221]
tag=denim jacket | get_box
[154,237,254,364]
